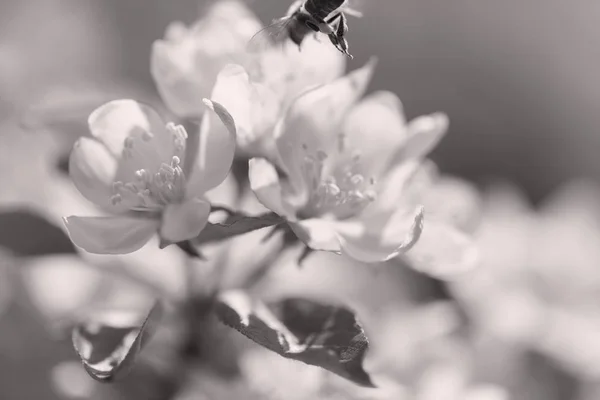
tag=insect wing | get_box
[247,17,293,53]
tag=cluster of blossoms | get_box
[64,0,475,275]
[47,0,479,395]
[7,2,600,400]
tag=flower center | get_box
[110,123,188,210]
[299,133,377,219]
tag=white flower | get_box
[393,165,481,278]
[450,180,600,378]
[63,99,236,254]
[242,60,449,263]
[151,0,345,156]
[151,1,262,119]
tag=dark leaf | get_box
[176,240,204,259]
[0,209,76,256]
[215,291,375,387]
[72,301,164,382]
[194,212,284,245]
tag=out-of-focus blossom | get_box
[207,40,345,158]
[451,180,600,379]
[393,165,481,278]
[243,59,453,265]
[63,99,236,254]
[151,0,262,119]
[151,0,345,157]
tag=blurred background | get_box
[2,0,600,399]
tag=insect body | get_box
[251,0,359,58]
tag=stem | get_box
[181,259,203,359]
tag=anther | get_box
[351,174,364,186]
[135,169,148,182]
[110,194,122,205]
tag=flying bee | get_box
[249,0,362,58]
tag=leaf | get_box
[194,211,284,245]
[72,301,164,382]
[215,291,375,387]
[0,209,76,256]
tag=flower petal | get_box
[342,91,407,177]
[250,35,346,107]
[63,215,158,255]
[289,219,342,253]
[88,100,170,160]
[186,100,237,197]
[337,206,425,263]
[248,158,296,220]
[160,198,210,243]
[69,137,122,210]
[281,36,346,101]
[370,160,430,212]
[423,176,482,233]
[275,59,376,194]
[210,64,279,151]
[150,40,211,119]
[403,220,479,279]
[151,1,261,118]
[386,113,448,169]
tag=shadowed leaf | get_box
[72,301,163,382]
[215,291,375,387]
[194,211,283,245]
[0,210,76,256]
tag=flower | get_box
[449,180,600,378]
[151,0,262,119]
[391,164,481,278]
[151,0,346,156]
[63,98,236,254]
[239,59,450,263]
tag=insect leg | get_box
[327,13,352,58]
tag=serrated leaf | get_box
[215,291,375,387]
[72,301,163,382]
[194,211,284,245]
[0,210,76,256]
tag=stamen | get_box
[350,174,364,186]
[109,123,191,211]
[110,194,122,205]
[135,169,148,182]
[124,183,138,194]
[299,144,377,219]
[167,123,188,153]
